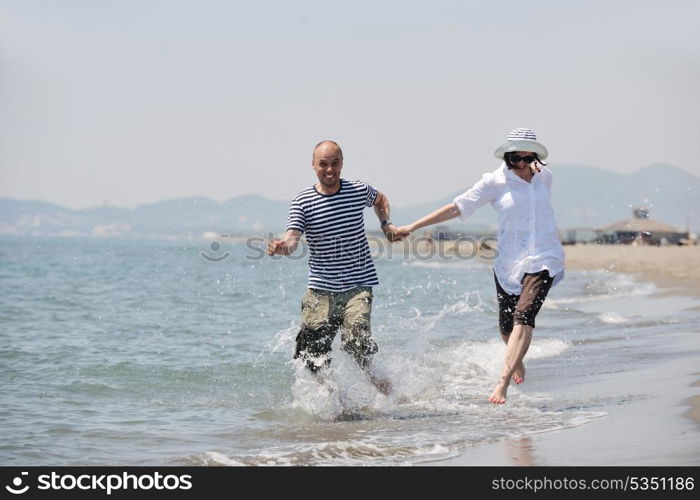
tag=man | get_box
[267,140,406,394]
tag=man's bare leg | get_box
[368,371,392,395]
[501,333,526,384]
[490,325,533,404]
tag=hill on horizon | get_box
[1,163,698,238]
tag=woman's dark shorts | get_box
[495,270,553,336]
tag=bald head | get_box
[311,140,343,192]
[312,140,343,161]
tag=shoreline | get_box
[425,244,700,466]
[564,244,700,434]
[424,350,700,466]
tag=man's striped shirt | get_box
[286,179,379,292]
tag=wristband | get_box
[381,220,392,228]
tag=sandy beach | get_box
[565,244,700,297]
[427,243,700,466]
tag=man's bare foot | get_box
[512,362,526,384]
[369,373,392,396]
[488,381,509,404]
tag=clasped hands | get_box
[382,223,411,243]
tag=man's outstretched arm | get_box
[267,229,302,256]
[373,191,409,242]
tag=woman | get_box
[396,128,565,404]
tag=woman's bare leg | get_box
[489,325,533,404]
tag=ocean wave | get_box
[201,440,454,466]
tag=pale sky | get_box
[1,0,699,210]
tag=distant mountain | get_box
[0,194,289,238]
[0,199,84,236]
[221,194,290,232]
[1,164,698,238]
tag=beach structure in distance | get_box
[596,207,690,245]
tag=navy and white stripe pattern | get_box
[507,128,538,141]
[286,179,379,292]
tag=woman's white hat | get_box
[493,128,548,160]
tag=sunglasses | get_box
[506,154,537,165]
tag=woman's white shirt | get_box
[453,163,565,295]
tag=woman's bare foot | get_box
[488,380,509,404]
[512,362,526,384]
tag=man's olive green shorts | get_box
[294,286,377,372]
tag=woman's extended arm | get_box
[396,203,461,234]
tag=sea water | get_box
[1,235,699,465]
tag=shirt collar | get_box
[504,163,538,185]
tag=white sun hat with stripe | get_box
[493,128,548,160]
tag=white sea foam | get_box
[547,271,657,307]
[432,338,572,406]
[209,439,455,466]
[203,451,247,466]
[290,352,390,420]
[525,338,571,359]
[398,291,488,332]
[404,261,448,269]
[598,312,628,324]
[263,324,297,354]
